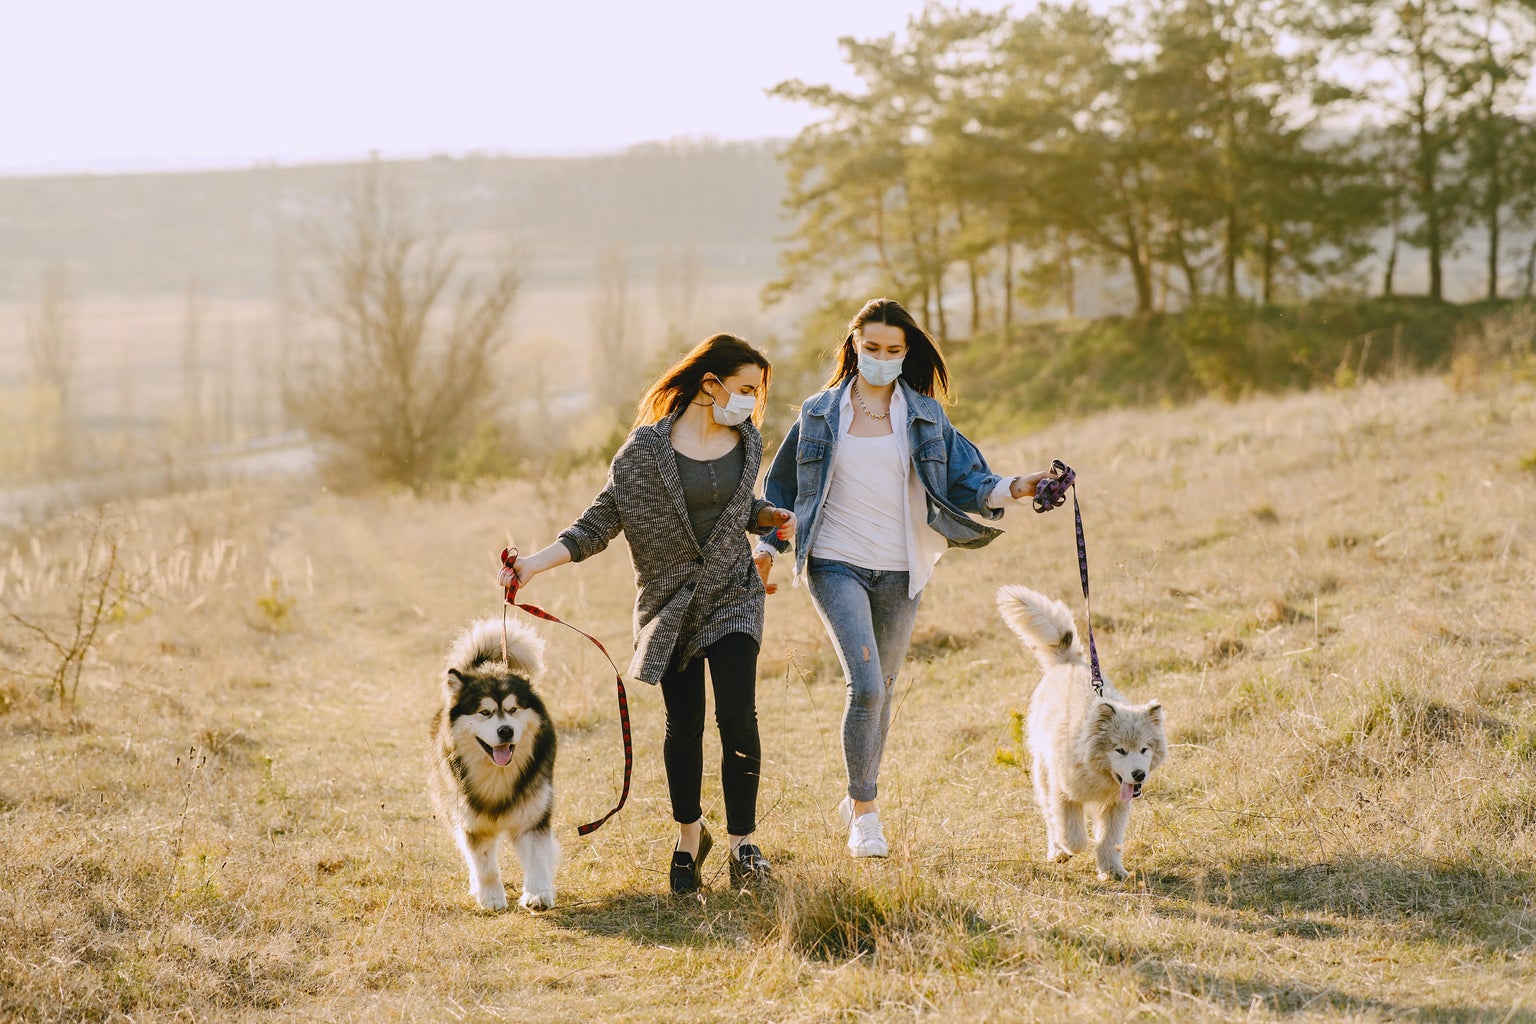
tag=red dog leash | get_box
[500,547,632,836]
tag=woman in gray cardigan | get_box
[503,334,795,894]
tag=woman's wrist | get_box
[987,476,1025,508]
[521,542,572,577]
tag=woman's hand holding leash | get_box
[1032,459,1075,513]
[1010,468,1055,501]
[496,543,572,592]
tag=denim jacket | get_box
[763,379,1006,583]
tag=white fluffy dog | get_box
[998,585,1167,881]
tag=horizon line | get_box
[0,135,791,182]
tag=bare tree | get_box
[116,362,137,475]
[247,324,273,438]
[26,263,80,462]
[590,242,640,411]
[216,320,236,446]
[655,239,701,350]
[270,216,300,434]
[181,278,205,435]
[287,164,523,490]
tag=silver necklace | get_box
[853,380,890,421]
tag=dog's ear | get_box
[1145,699,1164,725]
[445,668,469,693]
[1086,699,1119,740]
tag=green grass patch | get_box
[948,297,1520,436]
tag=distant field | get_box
[0,280,790,407]
[0,276,801,491]
[1,367,1532,1022]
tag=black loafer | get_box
[729,843,771,887]
[669,823,712,895]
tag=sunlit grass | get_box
[1,372,1534,1022]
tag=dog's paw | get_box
[1048,847,1072,863]
[474,885,509,911]
[519,890,554,911]
[1096,864,1129,882]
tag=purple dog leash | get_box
[1034,459,1105,697]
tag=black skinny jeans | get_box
[658,632,761,837]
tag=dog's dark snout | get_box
[497,725,515,743]
[1132,769,1146,783]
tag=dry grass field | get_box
[1,369,1533,1022]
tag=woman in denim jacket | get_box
[757,298,1050,858]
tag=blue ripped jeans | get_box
[806,557,923,803]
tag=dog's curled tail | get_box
[997,585,1084,670]
[447,616,546,679]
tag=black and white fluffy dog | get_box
[429,617,558,910]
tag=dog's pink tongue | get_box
[1120,783,1134,802]
[491,744,514,767]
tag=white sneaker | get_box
[839,797,889,858]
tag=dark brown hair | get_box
[634,333,772,428]
[823,297,950,398]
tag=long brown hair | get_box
[634,333,772,428]
[823,297,950,399]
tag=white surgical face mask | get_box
[857,350,905,387]
[708,377,757,426]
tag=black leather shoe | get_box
[669,823,712,895]
[729,843,771,887]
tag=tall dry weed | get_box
[1447,306,1536,392]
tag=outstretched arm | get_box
[499,541,574,591]
[555,465,624,560]
[496,462,623,592]
[987,469,1054,508]
[943,421,1052,514]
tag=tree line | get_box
[767,0,1536,337]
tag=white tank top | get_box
[810,430,909,571]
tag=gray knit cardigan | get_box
[557,412,775,684]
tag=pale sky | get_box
[2,0,1020,175]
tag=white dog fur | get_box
[998,585,1167,880]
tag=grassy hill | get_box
[945,298,1536,438]
[1,359,1533,1020]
